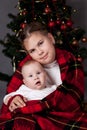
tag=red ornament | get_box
[77,57,82,62]
[20,23,27,29]
[56,19,61,25]
[48,20,55,28]
[66,20,73,27]
[45,5,51,14]
[22,10,27,16]
[61,24,67,30]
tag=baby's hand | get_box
[8,95,27,112]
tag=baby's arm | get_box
[4,94,27,112]
[3,92,16,105]
[3,85,27,107]
[3,87,27,112]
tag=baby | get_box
[3,60,57,106]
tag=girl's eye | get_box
[29,49,35,54]
[38,41,43,46]
[37,72,41,75]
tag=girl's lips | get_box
[41,54,48,60]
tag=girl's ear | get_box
[47,33,55,44]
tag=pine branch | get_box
[0,72,11,82]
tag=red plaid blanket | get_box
[0,86,87,130]
[0,48,86,130]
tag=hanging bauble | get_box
[81,37,87,43]
[57,39,63,44]
[35,0,45,2]
[73,9,77,13]
[48,20,55,28]
[22,9,28,16]
[57,31,61,36]
[44,5,51,14]
[63,6,67,11]
[77,55,82,62]
[20,22,27,29]
[72,39,78,46]
[20,12,22,16]
[60,22,67,30]
[66,19,73,27]
[56,18,61,25]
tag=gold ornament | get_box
[72,39,78,46]
[57,31,61,36]
[57,40,63,44]
[81,37,87,43]
[73,9,77,13]
[35,0,45,3]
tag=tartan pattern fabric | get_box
[0,48,87,130]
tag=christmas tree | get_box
[0,0,87,81]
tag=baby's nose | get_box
[34,75,38,80]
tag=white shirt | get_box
[3,84,57,103]
[44,60,62,86]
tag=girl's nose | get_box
[37,48,43,55]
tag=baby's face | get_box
[22,62,46,90]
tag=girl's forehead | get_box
[24,33,46,47]
[25,32,44,42]
[31,32,45,38]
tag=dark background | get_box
[0,0,87,107]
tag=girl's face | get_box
[23,32,56,65]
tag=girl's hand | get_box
[8,96,27,112]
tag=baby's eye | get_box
[29,75,33,77]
